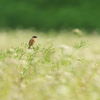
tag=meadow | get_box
[0,30,100,100]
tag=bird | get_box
[28,36,37,49]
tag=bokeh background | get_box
[0,1,100,100]
[0,0,100,30]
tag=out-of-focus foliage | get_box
[0,30,100,100]
[0,0,100,30]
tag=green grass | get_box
[0,29,100,100]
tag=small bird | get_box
[28,36,37,49]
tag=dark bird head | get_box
[32,36,37,38]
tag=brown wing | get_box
[29,39,34,46]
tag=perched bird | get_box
[28,36,37,49]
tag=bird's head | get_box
[32,36,37,38]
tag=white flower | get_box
[9,48,14,52]
[20,60,27,65]
[72,28,81,33]
[45,75,53,80]
[26,49,34,54]
[72,28,83,36]
[57,85,70,95]
[58,45,74,55]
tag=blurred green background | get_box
[0,0,100,30]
